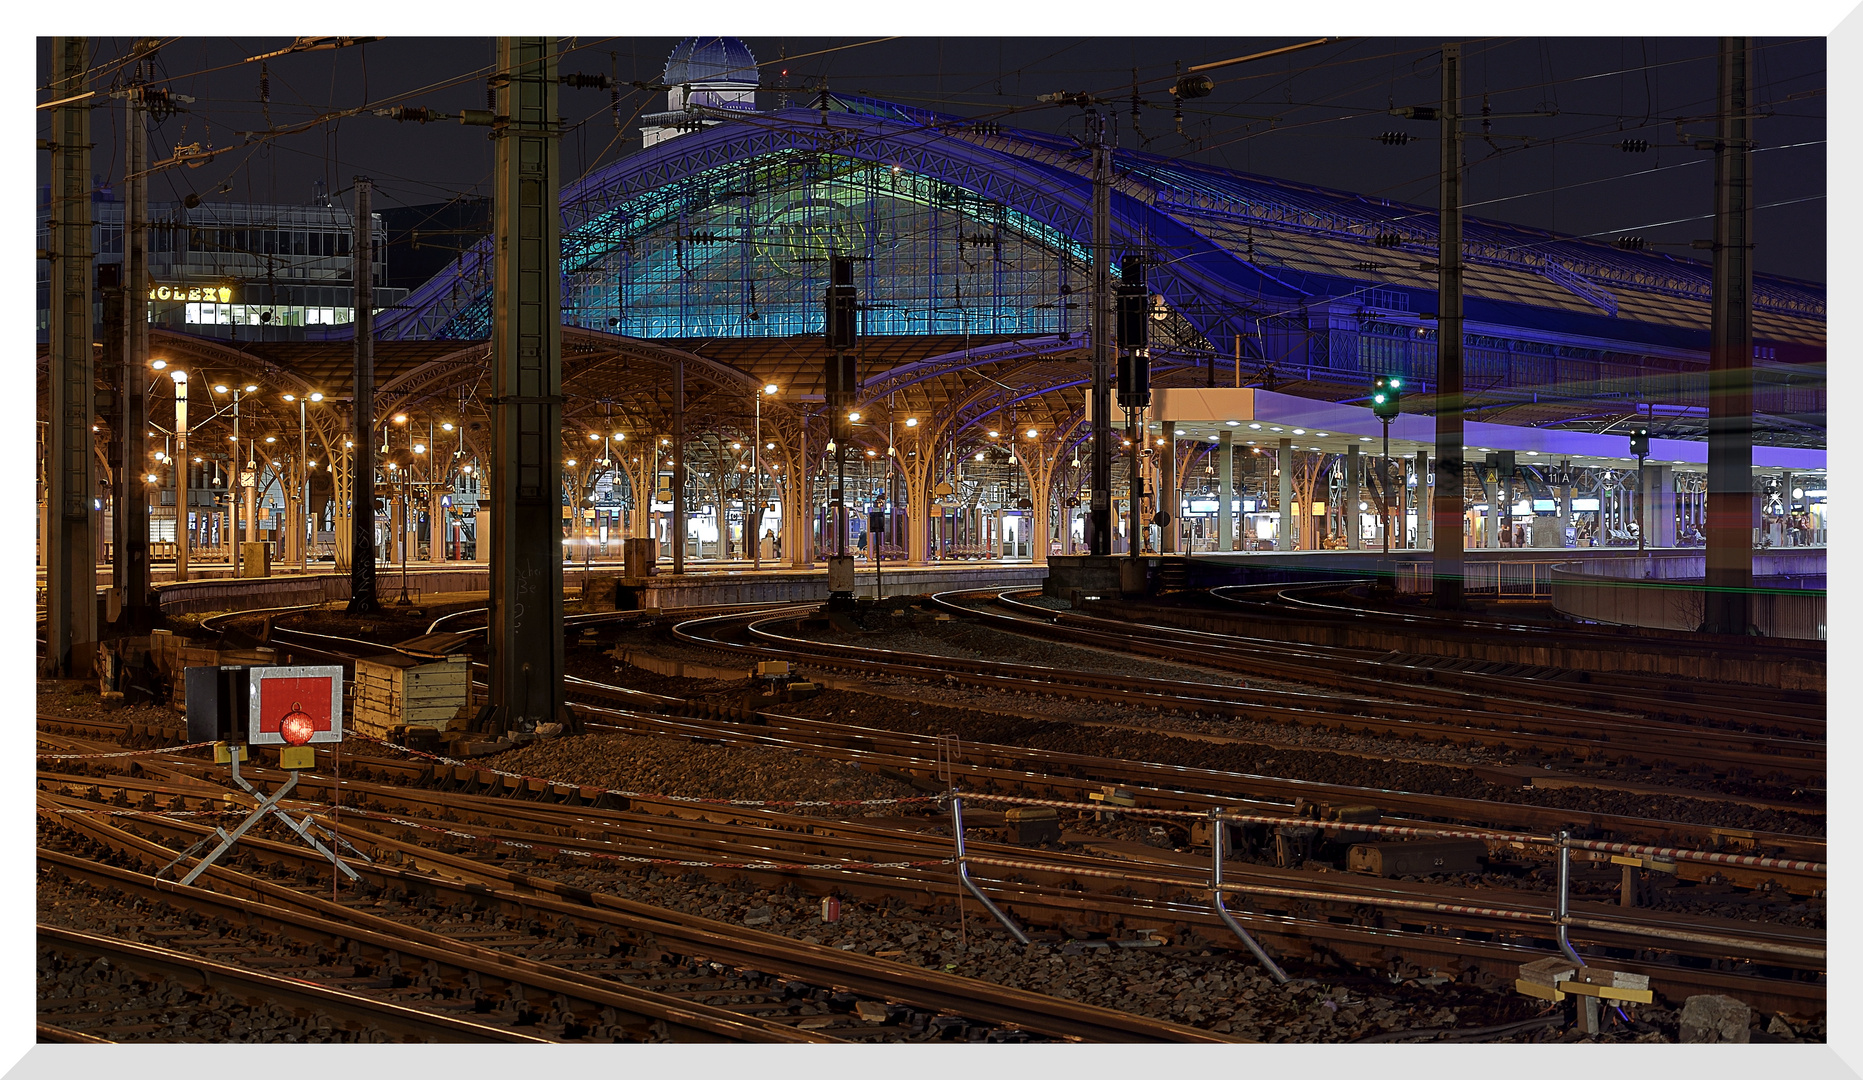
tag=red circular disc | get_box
[280,709,315,746]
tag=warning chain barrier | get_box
[51,734,1818,878]
[347,731,944,811]
[307,804,954,874]
[37,741,217,760]
[954,793,1826,876]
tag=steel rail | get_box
[41,792,1227,1044]
[38,922,556,1043]
[673,606,1824,783]
[977,586,1823,737]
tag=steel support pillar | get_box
[1433,42,1467,608]
[1217,431,1234,552]
[672,362,686,574]
[1275,439,1293,551]
[1346,444,1361,550]
[1414,449,1430,549]
[1160,421,1177,553]
[346,178,379,612]
[1704,37,1754,635]
[1087,110,1112,556]
[1643,464,1676,549]
[115,80,152,628]
[45,36,95,678]
[482,37,569,736]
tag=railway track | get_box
[38,784,1230,1044]
[38,922,554,1044]
[967,587,1821,737]
[38,713,1826,1019]
[52,596,1826,1033]
[667,603,1826,791]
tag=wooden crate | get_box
[168,644,275,712]
[352,653,470,737]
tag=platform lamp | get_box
[754,383,779,570]
[170,369,191,582]
[282,391,324,572]
[213,382,260,569]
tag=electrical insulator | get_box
[1378,131,1411,146]
[1615,236,1648,251]
[562,72,612,90]
[1616,139,1649,152]
[1172,74,1214,99]
[1388,105,1438,121]
[1373,233,1403,248]
[259,62,270,103]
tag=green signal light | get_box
[1373,393,1386,403]
[1389,378,1402,388]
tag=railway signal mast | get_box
[1371,375,1402,556]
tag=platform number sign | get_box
[248,665,345,746]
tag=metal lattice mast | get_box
[482,36,569,735]
[45,36,95,677]
[346,178,379,612]
[1704,37,1754,635]
[115,73,152,628]
[1432,43,1466,611]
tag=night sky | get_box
[38,35,1826,283]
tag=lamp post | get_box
[171,370,190,582]
[214,382,259,570]
[754,383,778,570]
[283,391,323,572]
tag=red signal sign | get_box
[248,666,344,745]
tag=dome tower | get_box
[641,37,760,148]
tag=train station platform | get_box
[124,559,1050,616]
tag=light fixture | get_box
[1269,426,1281,432]
[1025,428,1038,439]
[282,393,296,402]
[566,458,577,466]
[264,436,275,444]
[1225,420,1240,426]
[1293,429,1306,435]
[765,442,774,450]
[905,417,918,427]
[393,414,408,424]
[1248,423,1261,430]
[310,392,323,402]
[170,370,187,384]
[988,430,999,438]
[216,384,231,394]
[763,383,780,395]
[588,433,600,441]
[414,444,426,454]
[732,442,741,450]
[151,359,167,370]
[974,452,985,460]
[849,411,861,422]
[245,384,257,392]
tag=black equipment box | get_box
[185,665,254,743]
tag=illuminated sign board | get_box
[149,284,233,303]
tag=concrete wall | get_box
[1549,552,1827,641]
